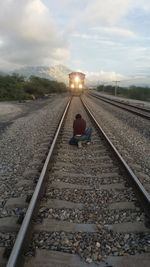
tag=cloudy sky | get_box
[0,0,150,81]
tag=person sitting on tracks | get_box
[69,113,92,148]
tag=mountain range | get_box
[14,65,72,84]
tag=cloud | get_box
[92,26,136,38]
[72,32,122,47]
[72,33,94,40]
[86,70,126,82]
[0,0,150,77]
[81,0,132,26]
[0,39,3,46]
[0,0,70,70]
[52,48,70,61]
[136,0,150,12]
[58,0,134,27]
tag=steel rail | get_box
[88,92,150,120]
[81,97,150,220]
[91,92,150,112]
[6,98,71,267]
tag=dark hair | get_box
[75,113,82,119]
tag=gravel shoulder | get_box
[0,94,69,202]
[93,91,150,109]
[0,96,64,133]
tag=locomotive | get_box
[68,72,85,96]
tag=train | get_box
[68,71,85,96]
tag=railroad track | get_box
[2,96,150,267]
[88,92,150,120]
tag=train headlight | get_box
[79,84,83,89]
[75,76,80,83]
[71,84,75,88]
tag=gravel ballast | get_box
[25,97,150,265]
[84,95,150,191]
[32,231,150,262]
[0,95,69,205]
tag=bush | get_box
[24,76,67,96]
[97,84,150,101]
[0,74,67,101]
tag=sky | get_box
[0,0,150,82]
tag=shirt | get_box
[73,118,86,136]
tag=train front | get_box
[69,72,85,96]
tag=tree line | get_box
[97,84,150,101]
[0,73,67,101]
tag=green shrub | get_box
[0,74,67,101]
[97,84,150,101]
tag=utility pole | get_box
[114,81,120,96]
[101,81,107,93]
[102,83,105,93]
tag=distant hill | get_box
[0,71,5,75]
[14,65,93,86]
[14,64,72,84]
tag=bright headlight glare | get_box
[75,76,80,83]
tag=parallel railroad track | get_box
[2,96,150,267]
[88,92,150,120]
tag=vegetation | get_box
[97,84,150,101]
[0,74,67,101]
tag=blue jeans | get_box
[84,127,92,142]
[69,127,92,145]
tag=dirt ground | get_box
[0,96,57,133]
[0,103,21,116]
